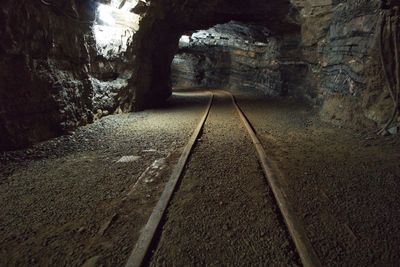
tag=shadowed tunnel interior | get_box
[1,0,399,149]
[0,0,400,266]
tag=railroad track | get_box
[125,90,321,267]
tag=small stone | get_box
[82,255,101,267]
[380,130,390,137]
[388,126,398,135]
[116,155,140,163]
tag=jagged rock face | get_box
[0,0,95,150]
[300,0,393,127]
[0,0,135,150]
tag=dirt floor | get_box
[237,94,400,266]
[0,92,209,266]
[150,92,300,266]
[0,88,399,266]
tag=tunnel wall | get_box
[0,0,134,150]
[0,1,94,150]
[299,0,391,127]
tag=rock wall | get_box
[298,1,368,126]
[0,0,95,150]
[0,0,135,150]
[299,0,397,128]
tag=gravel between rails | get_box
[0,91,209,266]
[150,91,300,266]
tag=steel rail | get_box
[125,92,214,267]
[223,90,321,267]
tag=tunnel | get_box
[0,0,400,266]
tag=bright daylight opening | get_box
[93,0,141,58]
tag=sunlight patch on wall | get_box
[179,35,191,47]
[93,0,141,58]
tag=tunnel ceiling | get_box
[183,21,273,43]
[156,0,300,33]
[96,0,299,32]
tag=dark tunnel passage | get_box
[170,21,309,99]
[117,0,300,111]
[1,0,398,149]
[0,0,400,266]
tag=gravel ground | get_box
[0,91,209,266]
[236,94,400,266]
[1,88,399,266]
[150,92,300,266]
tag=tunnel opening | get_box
[171,21,285,96]
[167,18,321,116]
[90,0,141,120]
[93,0,140,57]
[116,0,301,112]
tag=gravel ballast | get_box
[0,91,209,266]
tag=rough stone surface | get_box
[299,0,387,127]
[0,0,135,150]
[0,1,94,150]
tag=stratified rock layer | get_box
[172,22,283,96]
[299,0,388,127]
